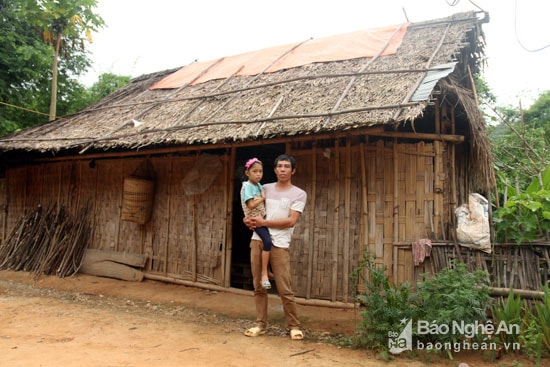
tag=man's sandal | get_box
[244,326,266,337]
[290,329,304,340]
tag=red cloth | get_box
[413,239,432,266]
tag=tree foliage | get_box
[0,0,124,136]
[486,90,550,243]
[68,73,131,113]
[0,0,53,134]
[488,90,550,192]
[22,0,105,120]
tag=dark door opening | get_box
[230,144,285,290]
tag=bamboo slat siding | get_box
[287,138,447,301]
[429,243,550,291]
[5,137,538,302]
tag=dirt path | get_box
[0,271,535,367]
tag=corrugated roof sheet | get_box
[411,62,457,102]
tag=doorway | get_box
[230,144,285,290]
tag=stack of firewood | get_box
[0,204,91,278]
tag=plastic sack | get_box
[455,193,491,253]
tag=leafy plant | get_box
[533,286,550,356]
[521,312,544,365]
[350,252,416,350]
[414,261,491,358]
[493,190,550,243]
[491,289,523,346]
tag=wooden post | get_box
[224,149,235,288]
[331,139,340,301]
[306,142,317,299]
[192,159,198,282]
[450,102,457,242]
[164,159,173,275]
[343,137,352,302]
[393,139,399,282]
[393,140,399,244]
[359,142,369,270]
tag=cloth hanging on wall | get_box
[182,154,222,195]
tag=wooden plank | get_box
[83,249,147,267]
[79,260,144,282]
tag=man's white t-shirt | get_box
[251,183,307,249]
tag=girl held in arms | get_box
[240,158,273,289]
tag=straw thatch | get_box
[0,12,492,191]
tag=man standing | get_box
[243,154,307,340]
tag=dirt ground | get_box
[0,270,539,367]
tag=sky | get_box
[82,0,550,108]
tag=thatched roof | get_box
[0,11,489,156]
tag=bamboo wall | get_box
[288,138,449,301]
[1,156,229,286]
[0,137,454,302]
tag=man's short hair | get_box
[274,154,296,169]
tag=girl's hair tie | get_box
[245,157,262,169]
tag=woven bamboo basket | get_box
[121,177,155,224]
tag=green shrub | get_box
[493,190,550,243]
[520,285,550,363]
[536,286,550,355]
[350,255,492,359]
[349,252,416,349]
[414,261,491,358]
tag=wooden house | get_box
[0,12,497,304]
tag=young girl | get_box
[240,158,272,289]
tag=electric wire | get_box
[514,0,550,52]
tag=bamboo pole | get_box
[342,138,352,302]
[192,195,198,283]
[393,139,399,282]
[393,140,399,243]
[359,142,369,268]
[143,273,355,308]
[18,127,466,166]
[165,159,174,275]
[91,160,99,253]
[1,177,6,243]
[113,160,122,252]
[306,142,317,299]
[489,287,545,300]
[353,143,369,294]
[450,102,457,210]
[331,140,340,301]
[224,149,236,288]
